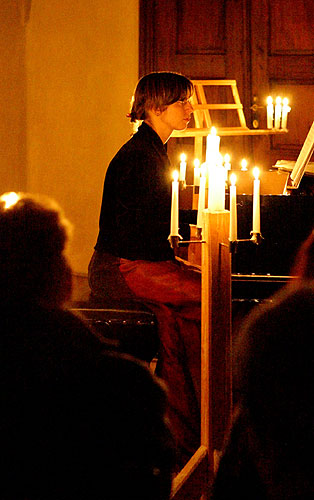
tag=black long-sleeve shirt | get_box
[95,122,175,261]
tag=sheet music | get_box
[290,121,314,187]
[275,160,314,176]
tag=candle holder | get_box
[168,234,183,249]
[250,231,263,245]
[195,226,202,240]
[168,233,205,249]
[229,231,263,253]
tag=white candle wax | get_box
[197,167,206,228]
[193,159,201,186]
[266,96,274,129]
[281,97,291,129]
[179,153,187,181]
[274,97,282,129]
[229,173,237,241]
[206,126,220,164]
[252,167,261,233]
[208,165,226,212]
[170,171,179,236]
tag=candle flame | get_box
[266,96,273,105]
[241,159,248,171]
[275,96,282,104]
[173,170,179,182]
[0,192,20,209]
[283,97,289,105]
[224,153,230,163]
[210,126,217,136]
[230,173,236,186]
[194,158,200,168]
[253,167,260,180]
[180,153,186,162]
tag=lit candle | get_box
[281,97,291,129]
[241,159,248,171]
[274,97,282,129]
[224,153,231,181]
[224,154,231,170]
[208,164,226,212]
[170,170,179,236]
[266,96,274,129]
[179,153,187,182]
[229,173,237,242]
[206,126,220,164]
[193,158,201,186]
[197,164,207,228]
[252,167,260,233]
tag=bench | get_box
[69,295,159,363]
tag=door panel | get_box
[177,1,226,55]
[140,0,314,171]
[270,0,313,54]
[251,0,314,166]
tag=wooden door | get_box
[251,0,314,167]
[139,0,314,173]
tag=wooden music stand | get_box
[172,79,287,160]
[192,80,247,129]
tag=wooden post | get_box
[171,209,232,499]
[201,210,232,471]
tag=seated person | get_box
[0,192,175,500]
[89,72,201,466]
[290,228,314,282]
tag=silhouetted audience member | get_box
[290,228,314,282]
[213,229,314,499]
[0,191,73,308]
[212,283,314,499]
[0,192,175,499]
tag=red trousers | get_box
[119,258,201,465]
[89,251,201,466]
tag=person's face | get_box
[159,98,193,133]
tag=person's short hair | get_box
[129,71,193,122]
[0,192,73,306]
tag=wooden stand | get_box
[171,80,287,160]
[171,210,232,499]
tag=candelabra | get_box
[169,228,263,253]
